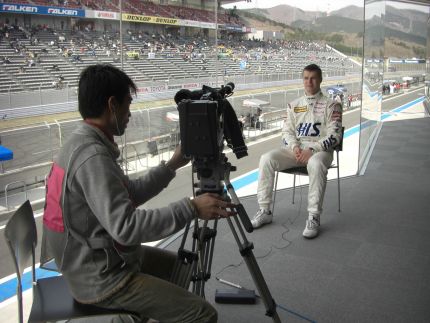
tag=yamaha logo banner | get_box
[0,3,84,17]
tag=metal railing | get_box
[5,180,27,210]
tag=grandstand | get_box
[0,0,358,96]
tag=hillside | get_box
[236,3,426,58]
[330,5,363,20]
[385,5,427,38]
[244,4,326,25]
[292,16,363,34]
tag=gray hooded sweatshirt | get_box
[41,122,195,303]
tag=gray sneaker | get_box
[251,209,273,229]
[303,215,320,239]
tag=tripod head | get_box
[192,153,253,233]
[192,153,233,195]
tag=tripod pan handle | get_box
[236,203,253,233]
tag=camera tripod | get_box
[170,154,281,323]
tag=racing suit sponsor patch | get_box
[297,122,321,137]
[323,134,337,150]
[294,106,308,113]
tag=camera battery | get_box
[215,289,256,304]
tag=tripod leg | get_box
[191,220,218,298]
[223,169,281,322]
[226,216,281,323]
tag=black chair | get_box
[4,200,138,323]
[272,127,345,216]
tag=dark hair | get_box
[303,64,322,81]
[78,64,137,119]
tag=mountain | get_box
[292,15,363,34]
[240,4,427,38]
[385,5,427,38]
[237,3,426,56]
[243,4,326,26]
[330,5,363,20]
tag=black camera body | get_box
[176,82,247,161]
[178,99,223,159]
[175,83,247,194]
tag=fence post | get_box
[44,121,54,161]
[8,84,12,108]
[55,120,62,147]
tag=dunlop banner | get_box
[122,13,179,25]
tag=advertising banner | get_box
[199,21,216,29]
[0,3,84,16]
[404,59,425,64]
[86,10,119,20]
[122,13,179,25]
[180,19,216,29]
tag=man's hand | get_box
[191,193,237,221]
[296,148,313,164]
[293,146,313,164]
[293,146,302,161]
[166,145,190,171]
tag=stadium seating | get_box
[0,1,359,94]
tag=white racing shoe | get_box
[251,209,273,229]
[303,215,320,239]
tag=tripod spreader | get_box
[193,226,217,241]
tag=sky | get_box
[222,0,429,13]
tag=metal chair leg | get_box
[292,174,296,204]
[337,151,341,212]
[272,171,279,215]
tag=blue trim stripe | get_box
[0,268,59,302]
[230,171,258,190]
[381,96,425,120]
[0,96,426,304]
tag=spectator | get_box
[347,95,353,109]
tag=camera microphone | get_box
[224,82,235,94]
[174,89,204,104]
[174,89,192,104]
[219,82,235,97]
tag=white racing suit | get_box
[257,91,342,216]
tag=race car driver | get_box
[250,63,343,238]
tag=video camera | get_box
[174,82,247,161]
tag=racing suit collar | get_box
[304,91,323,100]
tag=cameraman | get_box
[41,64,235,322]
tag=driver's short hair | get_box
[303,64,322,81]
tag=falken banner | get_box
[0,3,84,17]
